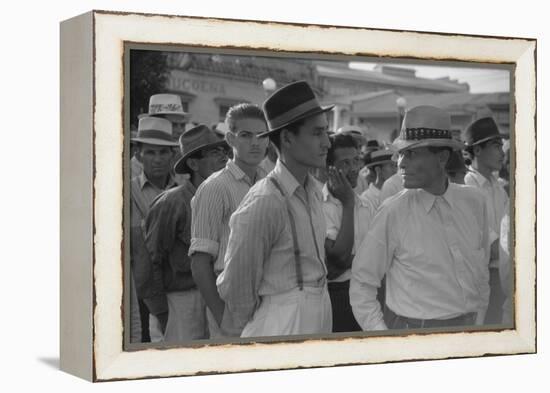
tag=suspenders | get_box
[268,176,304,290]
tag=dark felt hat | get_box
[462,117,507,147]
[259,81,334,136]
[365,149,395,168]
[173,124,228,174]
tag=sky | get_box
[349,62,511,93]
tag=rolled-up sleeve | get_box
[350,207,395,331]
[189,182,225,257]
[217,194,284,333]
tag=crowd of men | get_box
[128,81,511,343]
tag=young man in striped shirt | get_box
[217,81,333,337]
[189,104,268,338]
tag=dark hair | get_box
[326,133,358,166]
[268,118,306,152]
[225,103,266,133]
[445,150,467,172]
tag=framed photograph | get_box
[60,10,536,382]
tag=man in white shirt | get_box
[463,117,509,324]
[350,105,491,330]
[323,133,377,332]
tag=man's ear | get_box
[280,128,293,149]
[472,144,482,158]
[186,157,199,172]
[135,146,143,163]
[225,131,235,148]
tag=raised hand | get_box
[327,166,355,207]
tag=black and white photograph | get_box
[126,47,514,346]
[56,9,537,382]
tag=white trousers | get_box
[164,289,208,343]
[149,314,164,343]
[241,285,332,338]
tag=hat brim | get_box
[365,158,394,168]
[259,105,335,138]
[392,138,465,152]
[173,140,229,174]
[465,133,508,146]
[132,137,179,147]
[138,112,189,123]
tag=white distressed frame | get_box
[66,10,536,381]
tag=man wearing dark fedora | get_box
[144,125,228,342]
[360,148,398,207]
[130,116,180,342]
[217,81,333,337]
[463,117,509,324]
[189,103,269,338]
[350,105,491,331]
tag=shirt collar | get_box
[368,183,380,194]
[226,159,264,185]
[272,159,321,199]
[417,182,457,213]
[181,177,197,195]
[139,172,177,190]
[468,167,498,187]
[272,159,301,196]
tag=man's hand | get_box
[327,166,355,207]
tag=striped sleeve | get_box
[189,180,226,258]
[217,193,284,332]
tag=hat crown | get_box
[401,105,451,134]
[149,94,183,115]
[463,117,501,146]
[138,116,173,135]
[179,125,222,156]
[148,94,185,115]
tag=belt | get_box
[386,307,477,329]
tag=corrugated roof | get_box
[350,91,509,115]
[316,64,470,93]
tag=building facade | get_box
[160,52,510,142]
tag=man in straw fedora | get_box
[217,81,333,337]
[134,94,190,180]
[350,105,491,330]
[144,125,229,342]
[130,116,180,342]
[189,103,269,338]
[463,117,509,324]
